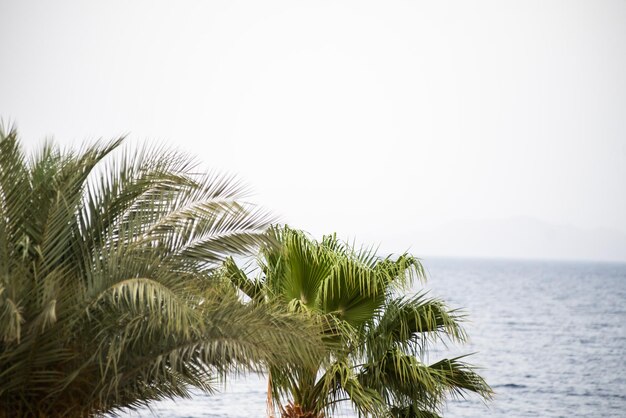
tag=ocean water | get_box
[119,258,626,417]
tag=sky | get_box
[1,0,625,261]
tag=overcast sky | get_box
[1,1,625,261]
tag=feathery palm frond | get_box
[0,128,324,417]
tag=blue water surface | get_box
[119,258,626,417]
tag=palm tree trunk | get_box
[267,371,274,418]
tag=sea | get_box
[119,258,626,417]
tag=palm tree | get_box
[0,127,324,417]
[224,226,492,418]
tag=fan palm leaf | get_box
[225,225,492,417]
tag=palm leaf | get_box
[224,225,491,417]
[0,129,325,417]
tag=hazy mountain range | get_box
[393,217,626,263]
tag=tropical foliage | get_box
[224,226,492,418]
[0,127,324,417]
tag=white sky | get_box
[1,1,625,260]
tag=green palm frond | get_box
[0,127,325,417]
[223,256,265,300]
[313,360,385,417]
[223,225,491,417]
[362,294,467,360]
[359,350,492,415]
[389,405,443,418]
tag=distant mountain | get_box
[391,217,626,263]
